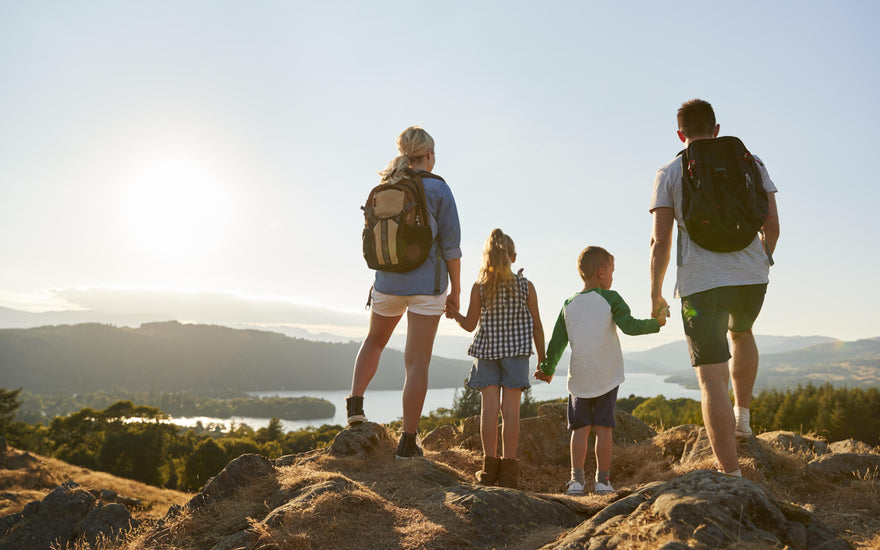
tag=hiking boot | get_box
[395,431,424,459]
[497,458,519,489]
[594,480,615,495]
[565,480,585,496]
[346,395,367,426]
[475,456,501,485]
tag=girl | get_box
[446,229,545,488]
[347,126,462,460]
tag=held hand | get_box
[652,296,669,321]
[444,303,459,319]
[655,310,668,327]
[446,292,460,314]
[533,368,552,383]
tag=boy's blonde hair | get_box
[378,126,434,185]
[478,229,516,306]
[577,246,614,282]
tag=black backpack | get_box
[680,136,769,253]
[361,168,438,272]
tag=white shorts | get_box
[370,289,446,317]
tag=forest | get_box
[1,382,877,493]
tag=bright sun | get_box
[123,159,231,259]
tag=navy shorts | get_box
[681,284,767,366]
[467,356,531,390]
[567,386,619,430]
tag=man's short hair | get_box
[677,99,716,138]
[578,246,614,282]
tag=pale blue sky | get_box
[1,1,878,353]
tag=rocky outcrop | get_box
[827,438,879,454]
[138,438,586,550]
[805,452,880,482]
[0,480,138,550]
[758,430,829,456]
[542,470,851,549]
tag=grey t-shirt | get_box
[649,152,778,298]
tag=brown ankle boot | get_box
[475,456,501,485]
[497,458,519,489]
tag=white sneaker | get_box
[735,424,753,437]
[594,480,615,495]
[565,480,584,495]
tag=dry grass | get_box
[1,447,190,521]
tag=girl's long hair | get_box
[378,126,434,185]
[478,229,516,306]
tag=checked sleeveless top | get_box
[468,270,534,359]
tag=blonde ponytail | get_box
[478,229,517,306]
[378,126,434,185]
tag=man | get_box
[649,99,780,476]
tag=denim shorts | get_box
[466,356,531,390]
[567,386,619,430]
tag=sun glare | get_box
[123,159,231,259]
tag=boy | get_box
[536,246,665,495]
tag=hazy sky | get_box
[2,1,878,353]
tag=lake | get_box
[166,372,701,433]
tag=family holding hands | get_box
[347,98,779,496]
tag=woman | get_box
[347,126,461,459]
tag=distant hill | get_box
[624,335,840,373]
[0,322,473,394]
[660,336,880,390]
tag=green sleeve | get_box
[540,305,569,376]
[600,289,661,336]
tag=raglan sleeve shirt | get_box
[539,290,661,397]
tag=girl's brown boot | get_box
[497,458,519,489]
[475,455,501,485]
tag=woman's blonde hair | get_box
[378,126,435,185]
[478,229,517,306]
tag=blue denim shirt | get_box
[373,173,462,296]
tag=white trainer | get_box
[594,480,615,495]
[735,424,754,437]
[565,480,585,495]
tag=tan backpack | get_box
[361,168,440,272]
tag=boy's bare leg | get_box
[480,386,501,457]
[351,312,403,396]
[696,362,739,473]
[729,330,758,409]
[500,387,522,459]
[570,426,591,470]
[594,426,613,473]
[401,311,440,434]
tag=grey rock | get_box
[0,482,97,550]
[422,424,457,451]
[828,438,879,455]
[441,484,583,547]
[540,470,850,550]
[805,452,880,482]
[759,430,829,456]
[329,421,394,458]
[212,528,259,550]
[79,503,137,547]
[185,453,276,512]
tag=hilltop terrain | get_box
[2,405,878,549]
